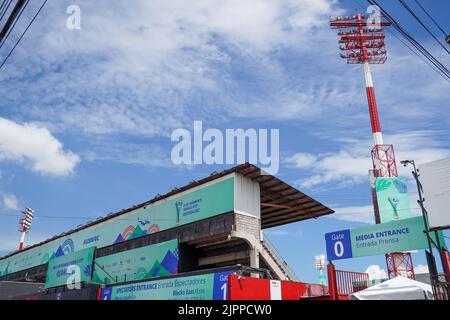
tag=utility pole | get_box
[401,159,449,299]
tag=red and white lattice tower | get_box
[330,11,414,279]
[386,252,415,280]
[330,12,397,178]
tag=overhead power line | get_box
[352,0,450,82]
[367,0,450,81]
[398,0,449,54]
[414,0,448,38]
[0,0,47,71]
[0,0,29,50]
[0,207,423,222]
[0,1,10,19]
[0,0,27,42]
[386,26,450,82]
[0,0,13,25]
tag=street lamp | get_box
[401,159,444,298]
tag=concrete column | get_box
[249,247,260,278]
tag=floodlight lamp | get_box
[400,160,411,167]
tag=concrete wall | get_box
[0,282,44,300]
[235,213,261,242]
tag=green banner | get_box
[99,271,234,300]
[93,240,178,284]
[0,177,234,276]
[325,216,446,260]
[45,247,95,288]
[375,177,412,223]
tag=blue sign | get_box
[325,229,353,260]
[325,216,446,261]
[212,271,233,300]
[100,287,112,300]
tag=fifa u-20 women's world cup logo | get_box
[388,197,400,220]
[175,200,184,224]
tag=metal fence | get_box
[335,269,369,296]
[431,273,449,300]
[261,232,300,282]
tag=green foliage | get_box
[376,178,392,192]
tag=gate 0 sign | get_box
[325,216,445,261]
[325,229,353,260]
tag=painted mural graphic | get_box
[0,177,233,276]
[375,177,412,223]
[92,239,179,284]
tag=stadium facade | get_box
[0,163,334,300]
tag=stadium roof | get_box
[232,163,334,228]
[1,163,334,259]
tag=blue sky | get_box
[0,0,449,283]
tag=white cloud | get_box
[0,1,448,172]
[414,264,429,275]
[1,0,342,138]
[365,265,387,281]
[332,205,376,224]
[2,193,19,210]
[286,151,372,188]
[287,131,450,189]
[329,201,424,223]
[0,117,80,176]
[285,153,317,169]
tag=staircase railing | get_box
[261,232,300,282]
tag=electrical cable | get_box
[0,0,29,49]
[0,0,27,43]
[352,0,450,82]
[371,0,450,76]
[0,0,9,19]
[0,207,423,221]
[414,0,448,37]
[0,0,47,71]
[367,0,450,81]
[398,0,449,54]
[0,0,12,25]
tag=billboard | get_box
[0,176,234,277]
[45,247,95,288]
[93,240,178,284]
[375,177,412,223]
[325,216,445,260]
[99,271,234,300]
[420,157,450,230]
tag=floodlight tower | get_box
[330,12,397,178]
[18,207,34,251]
[330,11,414,279]
[315,255,327,285]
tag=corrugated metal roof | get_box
[0,163,334,260]
[232,163,334,228]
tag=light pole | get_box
[400,160,444,298]
[18,207,34,251]
[315,255,326,285]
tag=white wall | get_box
[233,173,261,218]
